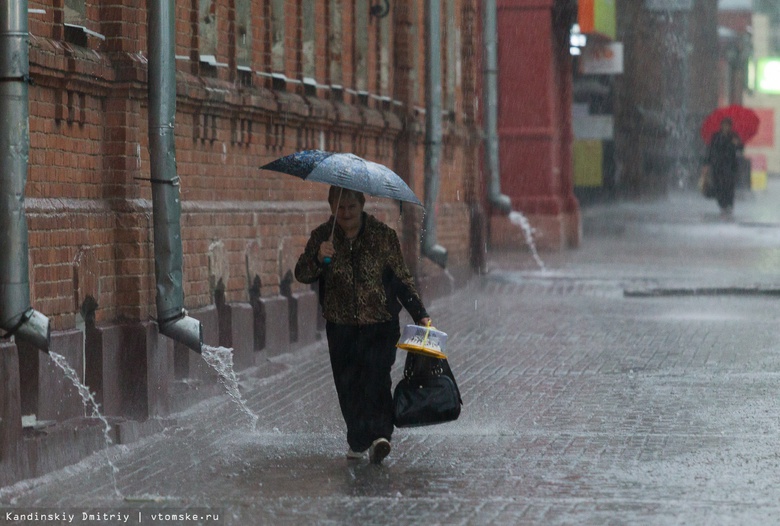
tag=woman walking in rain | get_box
[705,117,743,218]
[295,186,430,464]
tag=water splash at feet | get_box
[201,346,259,432]
[508,211,546,271]
[48,351,121,497]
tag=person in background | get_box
[705,117,743,218]
[295,186,430,465]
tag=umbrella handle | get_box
[323,187,343,266]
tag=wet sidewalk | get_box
[2,183,780,525]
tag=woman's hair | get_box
[328,186,365,206]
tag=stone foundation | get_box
[174,305,219,384]
[290,291,319,350]
[84,322,174,419]
[17,330,85,423]
[218,302,256,370]
[257,295,290,356]
[1,329,178,487]
[0,341,21,463]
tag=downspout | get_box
[421,0,448,268]
[0,0,50,352]
[483,0,512,213]
[147,0,202,353]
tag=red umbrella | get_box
[701,105,760,144]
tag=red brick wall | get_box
[23,0,482,331]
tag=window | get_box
[199,0,219,76]
[64,0,104,47]
[328,0,343,93]
[378,10,391,98]
[64,0,86,25]
[444,1,459,115]
[272,0,286,73]
[412,0,421,107]
[354,0,369,96]
[302,0,316,94]
[235,0,252,71]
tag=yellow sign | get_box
[578,0,616,40]
[574,140,604,188]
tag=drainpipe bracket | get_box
[133,176,181,186]
[0,75,34,85]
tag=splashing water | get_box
[48,351,121,497]
[201,346,259,432]
[508,211,546,271]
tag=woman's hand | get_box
[318,240,336,264]
[419,317,431,327]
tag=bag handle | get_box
[421,320,435,349]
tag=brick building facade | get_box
[1,0,490,483]
[24,0,480,329]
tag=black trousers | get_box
[714,168,736,210]
[326,320,399,452]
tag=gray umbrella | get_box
[261,150,423,207]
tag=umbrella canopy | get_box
[261,150,423,207]
[701,105,760,144]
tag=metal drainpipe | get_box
[0,0,50,353]
[483,0,512,214]
[421,0,448,268]
[147,0,202,353]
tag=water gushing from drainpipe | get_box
[0,0,50,352]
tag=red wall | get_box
[493,0,579,249]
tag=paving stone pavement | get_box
[2,183,780,526]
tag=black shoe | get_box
[369,438,391,465]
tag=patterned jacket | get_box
[295,213,428,326]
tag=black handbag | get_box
[699,164,716,199]
[393,352,462,428]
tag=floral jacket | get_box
[295,213,428,326]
